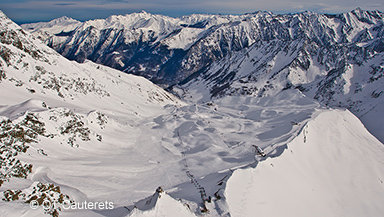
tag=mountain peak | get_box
[52,16,74,22]
[48,16,80,25]
[352,7,364,13]
[0,10,11,21]
[55,16,70,20]
[245,10,273,16]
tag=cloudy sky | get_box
[1,0,383,24]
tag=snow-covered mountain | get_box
[21,16,81,35]
[22,8,384,144]
[176,9,384,143]
[22,8,383,86]
[20,11,237,86]
[1,9,384,217]
[0,10,187,216]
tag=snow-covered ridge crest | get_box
[84,10,180,32]
[226,109,384,217]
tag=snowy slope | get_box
[175,9,384,143]
[0,10,181,115]
[226,109,384,217]
[0,10,190,217]
[179,37,384,140]
[3,9,319,216]
[2,9,384,217]
[124,109,384,217]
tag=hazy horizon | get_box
[0,0,383,24]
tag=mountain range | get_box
[0,8,383,217]
[22,8,384,143]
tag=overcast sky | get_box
[1,0,383,24]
